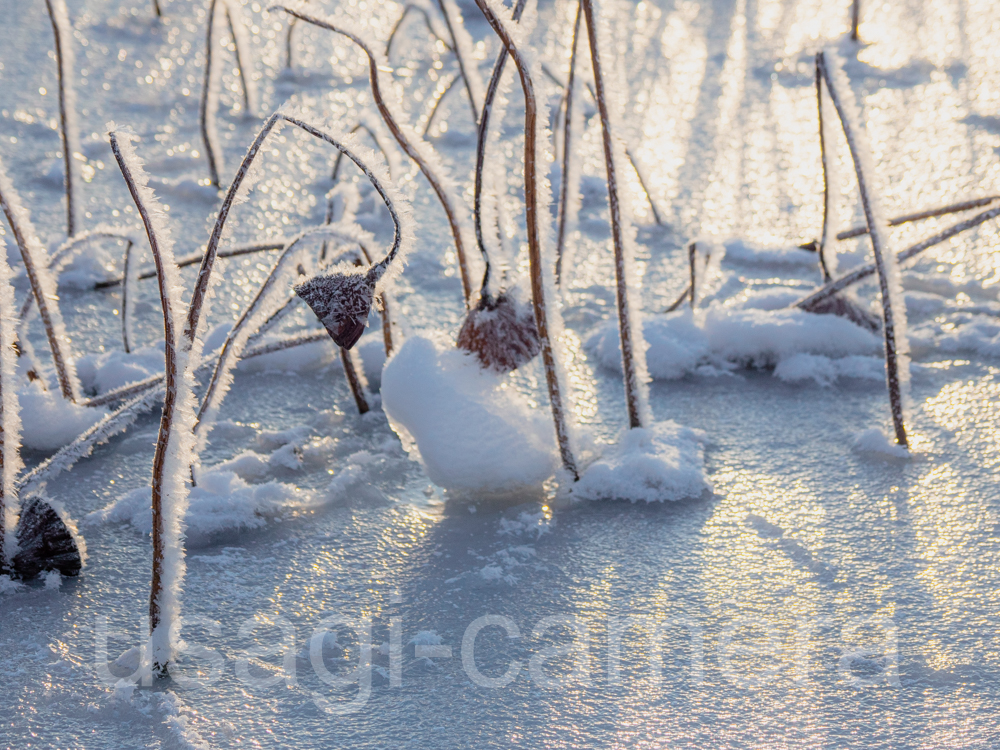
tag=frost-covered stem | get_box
[225,0,258,115]
[357,244,394,355]
[797,203,1000,310]
[818,51,905,446]
[96,240,289,288]
[433,0,480,124]
[851,0,860,41]
[582,0,643,430]
[120,239,137,353]
[284,15,297,68]
[624,148,663,227]
[45,0,81,237]
[331,123,394,183]
[200,0,223,188]
[554,0,582,284]
[0,165,80,402]
[815,56,834,282]
[386,4,451,59]
[423,74,458,137]
[688,241,697,307]
[109,131,187,674]
[339,347,369,413]
[0,237,22,574]
[271,5,473,303]
[836,196,1000,240]
[474,0,578,478]
[473,0,527,299]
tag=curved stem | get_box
[188,110,404,348]
[815,57,833,282]
[0,166,79,402]
[199,0,222,187]
[109,131,183,673]
[582,0,644,430]
[473,0,578,479]
[270,5,472,303]
[422,74,458,137]
[225,0,256,114]
[386,4,451,60]
[433,0,479,125]
[473,0,528,301]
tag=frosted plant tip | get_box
[294,271,375,350]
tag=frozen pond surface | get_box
[3,0,1000,746]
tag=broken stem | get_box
[836,195,1000,240]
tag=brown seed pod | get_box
[456,292,541,373]
[295,270,376,350]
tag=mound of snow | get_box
[572,421,711,503]
[18,380,107,450]
[380,335,557,492]
[86,470,303,543]
[587,307,880,380]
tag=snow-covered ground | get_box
[3,0,1000,746]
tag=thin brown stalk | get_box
[624,148,663,227]
[555,0,582,284]
[433,0,480,125]
[422,74,459,137]
[200,0,223,187]
[817,51,905,446]
[473,0,527,300]
[95,240,289,289]
[270,5,474,303]
[664,283,691,313]
[0,167,79,402]
[851,0,860,41]
[474,0,578,478]
[815,59,833,281]
[284,15,297,68]
[120,239,137,353]
[340,347,370,413]
[45,0,80,237]
[357,245,394,355]
[582,0,644,430]
[109,131,182,674]
[386,4,452,60]
[153,0,162,17]
[836,195,1000,240]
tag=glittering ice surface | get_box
[3,0,1000,747]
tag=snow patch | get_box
[380,335,557,492]
[573,421,710,503]
[852,428,910,458]
[18,380,107,451]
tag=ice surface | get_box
[2,0,1000,746]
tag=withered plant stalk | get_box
[474,0,579,478]
[582,0,644,430]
